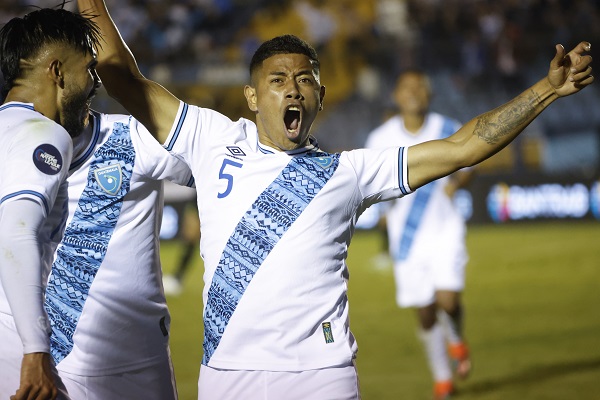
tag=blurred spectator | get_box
[3,0,599,173]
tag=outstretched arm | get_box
[407,42,593,190]
[77,0,180,142]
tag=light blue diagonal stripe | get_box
[44,122,135,364]
[395,118,456,261]
[203,153,340,364]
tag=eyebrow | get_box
[267,69,314,77]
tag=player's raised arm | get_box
[407,41,593,190]
[77,0,180,142]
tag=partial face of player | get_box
[393,72,432,116]
[59,44,101,138]
[245,53,325,151]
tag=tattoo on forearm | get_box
[474,90,541,145]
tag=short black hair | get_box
[0,6,101,96]
[249,34,320,79]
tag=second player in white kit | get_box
[366,112,467,307]
[44,112,193,399]
[365,69,473,399]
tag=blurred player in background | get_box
[0,6,100,400]
[76,0,593,398]
[365,69,474,400]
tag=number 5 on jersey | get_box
[217,159,243,198]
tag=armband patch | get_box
[32,144,63,175]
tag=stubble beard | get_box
[61,87,90,138]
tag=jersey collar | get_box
[70,111,101,171]
[257,136,320,155]
[0,101,35,112]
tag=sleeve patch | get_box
[32,144,63,175]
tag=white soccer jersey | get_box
[163,102,412,371]
[365,113,466,265]
[0,102,71,351]
[44,111,193,376]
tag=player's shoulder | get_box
[0,105,72,173]
[1,103,65,133]
[9,111,71,147]
[194,105,256,140]
[164,102,242,144]
[182,102,231,123]
[237,117,257,134]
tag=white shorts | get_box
[58,356,178,400]
[394,244,468,308]
[0,312,69,399]
[198,362,360,400]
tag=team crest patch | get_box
[314,156,333,169]
[32,144,63,175]
[322,322,334,343]
[94,164,122,195]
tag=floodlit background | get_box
[2,1,600,398]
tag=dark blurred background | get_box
[3,0,600,224]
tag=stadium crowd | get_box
[3,1,599,88]
[2,0,599,166]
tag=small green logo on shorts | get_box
[322,322,334,343]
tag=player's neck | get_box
[401,113,426,134]
[5,88,58,123]
[73,114,94,159]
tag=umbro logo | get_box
[227,146,246,157]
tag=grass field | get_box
[160,220,600,400]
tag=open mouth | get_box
[284,106,301,134]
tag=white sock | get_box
[437,307,463,345]
[418,323,452,381]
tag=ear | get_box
[48,59,64,89]
[244,85,258,113]
[319,85,326,111]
